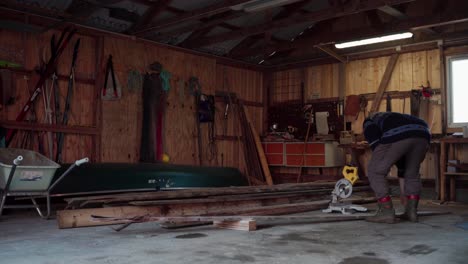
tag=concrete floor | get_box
[0,201,467,264]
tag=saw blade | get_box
[335,179,353,199]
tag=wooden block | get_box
[213,219,257,231]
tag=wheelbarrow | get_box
[0,148,88,219]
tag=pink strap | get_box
[407,195,420,200]
[378,196,391,203]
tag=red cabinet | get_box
[262,142,284,166]
[262,141,344,168]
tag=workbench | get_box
[439,137,468,202]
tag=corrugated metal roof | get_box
[5,0,351,64]
[302,0,330,12]
[14,0,73,11]
[170,0,222,12]
[198,38,244,56]
[273,21,315,41]
[226,8,281,27]
[86,8,132,32]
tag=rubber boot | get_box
[400,195,419,222]
[365,196,396,224]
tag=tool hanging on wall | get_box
[200,94,217,164]
[20,77,41,152]
[357,96,368,120]
[296,105,314,183]
[3,27,76,147]
[127,69,142,93]
[386,93,392,112]
[410,81,434,117]
[222,68,231,137]
[140,62,167,163]
[189,77,203,165]
[56,38,81,163]
[40,32,65,159]
[102,55,121,100]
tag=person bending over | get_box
[363,112,430,223]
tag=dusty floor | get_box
[0,201,467,264]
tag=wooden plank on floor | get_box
[213,219,257,231]
[56,200,328,229]
[65,182,344,207]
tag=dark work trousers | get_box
[367,137,429,199]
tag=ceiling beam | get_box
[377,5,437,34]
[127,0,172,33]
[65,0,98,18]
[228,0,312,58]
[133,0,252,36]
[178,27,213,47]
[188,0,416,47]
[228,34,264,57]
[233,6,468,58]
[377,5,406,18]
[151,11,244,41]
[315,45,347,63]
[259,17,341,63]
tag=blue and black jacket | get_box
[363,112,431,150]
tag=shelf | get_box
[0,121,99,135]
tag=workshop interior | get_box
[0,0,468,263]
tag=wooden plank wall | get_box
[270,49,458,180]
[270,65,342,181]
[100,36,263,168]
[0,29,264,170]
[0,29,96,163]
[346,50,442,135]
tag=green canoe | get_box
[50,163,247,195]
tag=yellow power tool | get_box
[322,165,367,214]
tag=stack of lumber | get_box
[57,182,375,230]
[238,103,273,186]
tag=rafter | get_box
[377,5,437,34]
[127,0,172,33]
[260,18,340,63]
[228,0,312,59]
[228,34,264,57]
[234,6,468,58]
[315,45,347,63]
[133,0,252,36]
[65,0,97,18]
[151,11,244,41]
[178,27,213,48]
[188,0,416,48]
[366,9,384,30]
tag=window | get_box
[447,55,468,127]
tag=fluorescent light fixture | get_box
[335,32,413,49]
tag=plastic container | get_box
[0,149,60,191]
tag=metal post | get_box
[0,155,23,216]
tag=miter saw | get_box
[322,166,368,215]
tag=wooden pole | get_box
[242,104,273,185]
[370,53,400,114]
[296,115,313,183]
